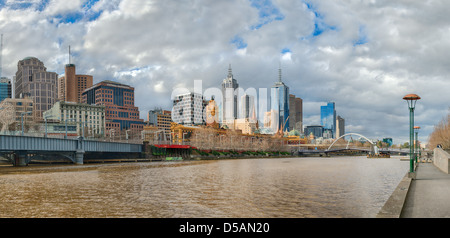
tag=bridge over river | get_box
[0,135,142,166]
[297,133,410,157]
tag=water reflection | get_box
[0,157,408,218]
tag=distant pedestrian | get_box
[437,144,442,148]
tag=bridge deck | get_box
[0,135,142,153]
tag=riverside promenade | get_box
[400,162,450,217]
[378,148,450,218]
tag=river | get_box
[0,156,408,218]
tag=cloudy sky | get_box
[0,0,449,144]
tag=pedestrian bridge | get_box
[0,135,142,166]
[297,133,409,156]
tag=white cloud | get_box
[0,0,449,144]
[44,0,83,16]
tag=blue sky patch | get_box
[281,48,291,54]
[230,35,248,49]
[82,0,100,9]
[54,12,84,24]
[249,0,285,30]
[353,25,368,46]
[303,0,337,38]
[0,0,49,11]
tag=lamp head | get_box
[403,94,421,109]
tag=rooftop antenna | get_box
[68,45,71,64]
[278,62,282,83]
[227,63,233,78]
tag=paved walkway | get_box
[401,163,450,218]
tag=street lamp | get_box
[403,93,421,177]
[414,126,420,163]
[21,111,32,136]
[43,114,54,138]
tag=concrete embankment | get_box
[433,148,450,173]
[376,172,413,218]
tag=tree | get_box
[401,142,410,149]
[428,112,450,149]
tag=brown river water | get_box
[0,156,408,218]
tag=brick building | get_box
[82,80,144,135]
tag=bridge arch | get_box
[327,133,374,151]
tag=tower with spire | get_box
[221,64,239,123]
[270,65,289,133]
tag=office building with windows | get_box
[289,94,303,132]
[0,77,11,102]
[240,94,256,121]
[14,57,58,122]
[44,101,105,137]
[336,115,345,138]
[148,109,172,135]
[172,92,207,126]
[304,125,323,139]
[82,80,144,135]
[58,63,93,103]
[320,102,336,138]
[270,67,289,132]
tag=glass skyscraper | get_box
[320,102,336,138]
[0,77,11,103]
[270,67,289,132]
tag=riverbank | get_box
[1,152,407,166]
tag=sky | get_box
[0,0,449,145]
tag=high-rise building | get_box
[321,102,336,138]
[147,109,172,135]
[221,64,239,123]
[0,77,11,102]
[270,67,289,132]
[58,63,93,103]
[14,57,58,122]
[304,125,323,139]
[240,94,256,121]
[336,115,345,138]
[82,80,145,134]
[172,92,207,126]
[289,94,303,132]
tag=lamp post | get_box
[414,126,420,163]
[403,94,421,177]
[21,111,32,136]
[43,114,53,138]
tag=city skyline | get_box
[0,1,449,144]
